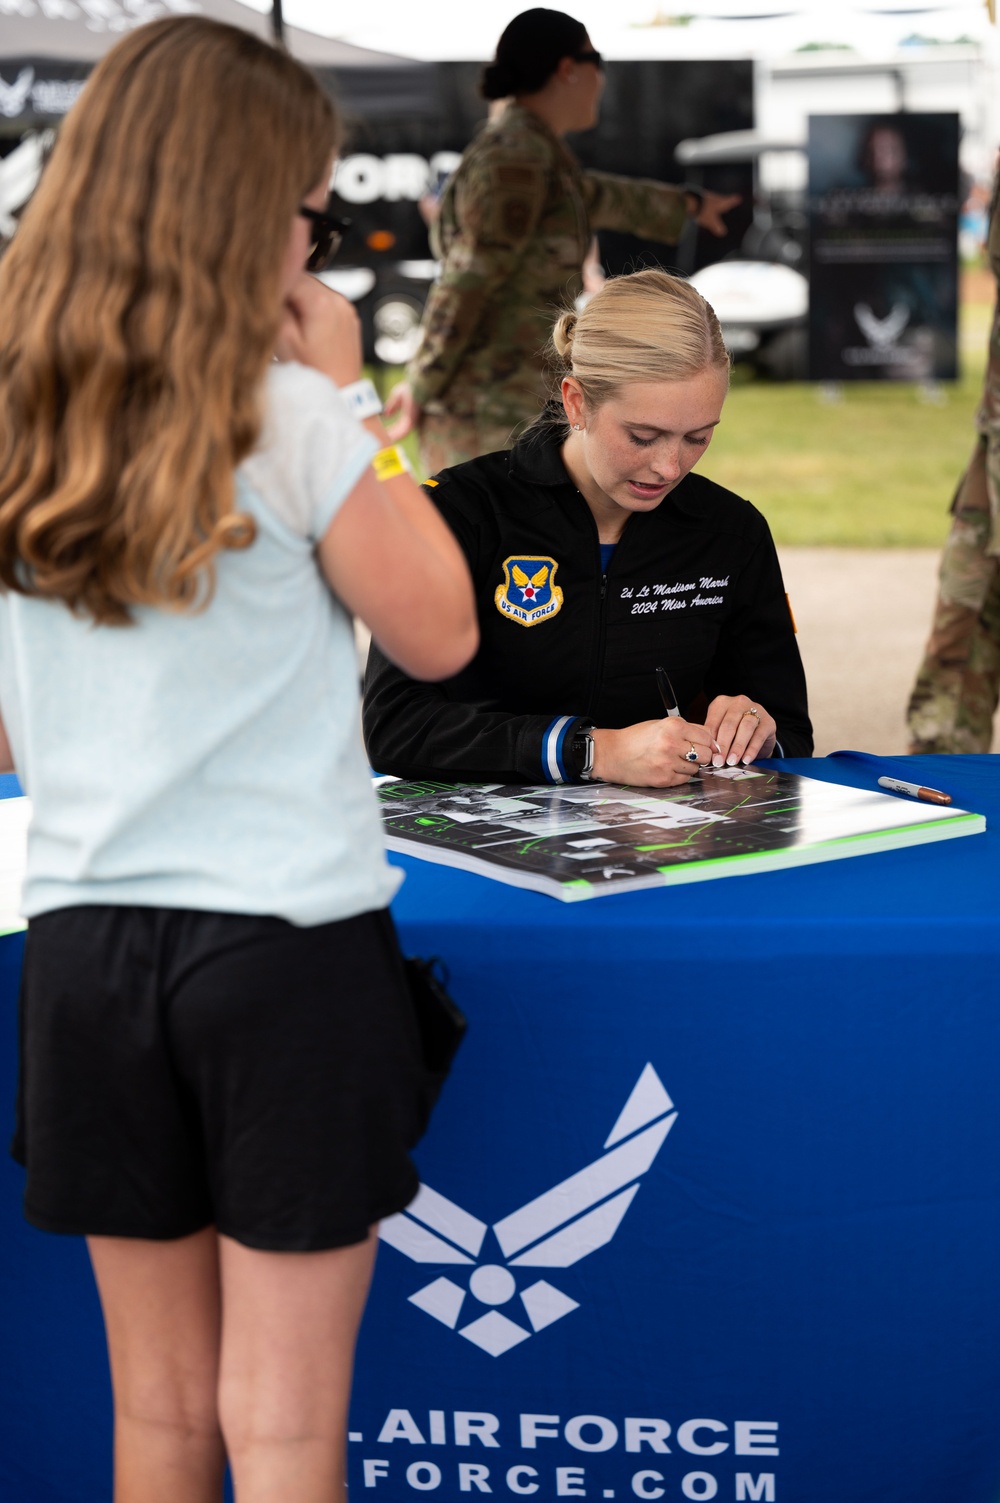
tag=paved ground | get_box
[357,547,996,758]
[779,547,958,756]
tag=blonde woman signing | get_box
[365,270,812,787]
[0,19,476,1503]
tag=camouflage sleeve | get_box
[407,155,547,407]
[580,170,690,246]
[975,173,1000,553]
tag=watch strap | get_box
[339,377,383,420]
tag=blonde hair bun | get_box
[550,268,729,408]
[551,309,579,361]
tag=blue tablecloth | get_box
[1,755,999,1503]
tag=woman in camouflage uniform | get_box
[907,173,1000,753]
[384,7,738,474]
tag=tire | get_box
[755,326,807,381]
[372,289,426,366]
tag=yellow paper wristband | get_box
[372,444,410,482]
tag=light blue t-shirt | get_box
[0,362,403,926]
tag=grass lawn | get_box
[697,296,992,547]
[375,284,994,548]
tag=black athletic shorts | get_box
[12,904,423,1250]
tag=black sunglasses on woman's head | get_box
[298,200,351,271]
[573,48,603,67]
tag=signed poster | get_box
[376,768,982,901]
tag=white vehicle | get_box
[677,130,810,379]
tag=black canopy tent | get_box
[0,0,438,134]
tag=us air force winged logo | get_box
[379,1063,675,1357]
[494,555,563,627]
[854,301,910,350]
[0,69,34,122]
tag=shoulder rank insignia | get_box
[494,555,563,627]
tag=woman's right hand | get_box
[591,718,720,788]
[691,190,742,237]
[383,381,422,441]
[276,272,363,388]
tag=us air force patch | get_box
[494,556,563,627]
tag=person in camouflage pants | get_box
[383,8,738,474]
[907,178,1000,753]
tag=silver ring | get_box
[685,744,700,763]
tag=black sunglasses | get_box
[573,48,604,68]
[298,200,351,271]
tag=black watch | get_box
[569,723,598,782]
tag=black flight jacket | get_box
[363,429,812,783]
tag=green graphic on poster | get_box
[377,767,983,901]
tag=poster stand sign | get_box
[807,113,959,382]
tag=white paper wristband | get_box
[339,378,383,420]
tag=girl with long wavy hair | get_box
[0,17,476,1501]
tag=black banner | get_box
[0,60,90,134]
[807,113,959,382]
